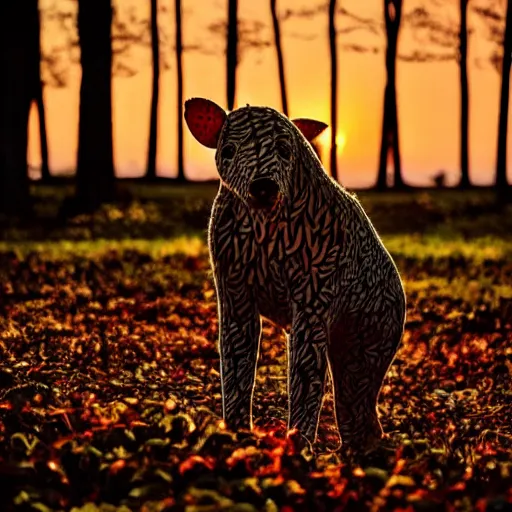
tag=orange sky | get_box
[29,0,511,187]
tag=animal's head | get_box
[184,97,327,211]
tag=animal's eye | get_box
[276,140,292,160]
[221,143,236,160]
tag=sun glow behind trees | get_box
[317,127,347,173]
[27,0,512,188]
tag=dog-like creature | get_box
[184,98,406,453]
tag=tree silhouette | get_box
[376,0,404,190]
[75,0,116,210]
[208,6,272,113]
[402,4,470,189]
[44,1,166,186]
[207,18,271,61]
[146,0,160,181]
[0,1,38,215]
[496,0,511,200]
[329,0,339,182]
[281,4,381,183]
[175,0,185,182]
[32,2,51,182]
[474,0,512,202]
[227,0,238,110]
[271,0,288,116]
[459,0,470,188]
[35,85,51,182]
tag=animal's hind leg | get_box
[328,322,402,453]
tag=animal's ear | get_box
[292,118,328,142]
[184,98,227,149]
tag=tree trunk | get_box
[146,0,160,181]
[270,0,288,117]
[227,0,238,111]
[32,0,51,182]
[377,87,391,190]
[377,0,404,190]
[391,70,403,188]
[75,0,115,210]
[459,0,470,189]
[496,0,512,202]
[328,0,339,182]
[35,84,51,182]
[175,0,185,182]
[0,2,34,215]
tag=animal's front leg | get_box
[216,277,261,431]
[288,309,328,445]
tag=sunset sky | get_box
[29,0,511,188]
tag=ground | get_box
[0,183,511,511]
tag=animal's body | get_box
[184,98,406,453]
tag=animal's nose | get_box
[248,177,280,209]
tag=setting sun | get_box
[316,127,347,166]
[317,127,347,154]
[336,132,347,153]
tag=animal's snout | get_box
[248,177,280,210]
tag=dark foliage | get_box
[0,243,511,510]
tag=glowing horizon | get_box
[28,0,512,188]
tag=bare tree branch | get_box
[280,5,328,21]
[403,6,460,49]
[207,18,272,61]
[472,1,508,73]
[342,43,380,53]
[473,5,504,23]
[338,6,380,28]
[282,3,382,51]
[398,50,457,62]
[41,0,167,87]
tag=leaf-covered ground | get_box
[1,188,512,511]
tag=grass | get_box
[1,180,511,245]
[383,234,512,261]
[1,233,512,263]
[0,237,208,260]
